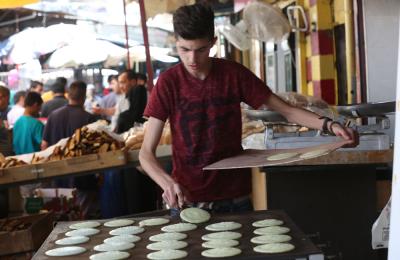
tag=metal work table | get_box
[253,149,393,260]
[33,210,323,260]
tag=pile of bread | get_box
[31,127,124,165]
[0,126,124,169]
[0,154,27,169]
[123,122,171,151]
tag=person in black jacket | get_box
[115,85,147,134]
[107,84,156,216]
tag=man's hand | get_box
[330,122,359,148]
[162,181,187,209]
[92,106,102,115]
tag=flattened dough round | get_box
[139,218,170,227]
[109,226,144,236]
[201,247,242,258]
[69,221,101,229]
[90,251,130,260]
[149,232,187,242]
[147,249,188,260]
[205,222,242,231]
[254,226,290,235]
[299,148,330,159]
[104,234,141,244]
[253,243,295,253]
[45,246,86,256]
[267,152,299,161]
[94,242,135,252]
[202,231,242,241]
[104,219,134,227]
[66,228,100,237]
[180,207,211,224]
[252,219,283,228]
[161,223,197,233]
[147,240,188,250]
[251,234,292,244]
[202,239,239,248]
[55,236,89,245]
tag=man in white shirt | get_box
[110,70,137,130]
[7,90,26,128]
[93,70,137,131]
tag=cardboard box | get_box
[0,213,54,256]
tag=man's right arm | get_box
[92,106,115,116]
[139,117,186,208]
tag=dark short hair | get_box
[24,91,43,107]
[121,70,137,81]
[173,3,215,40]
[30,80,43,90]
[68,81,87,102]
[52,82,65,94]
[108,75,118,83]
[55,77,67,87]
[136,73,147,82]
[13,91,26,104]
[0,86,10,97]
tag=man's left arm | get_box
[264,93,359,147]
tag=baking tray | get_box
[335,101,395,118]
[33,210,322,260]
[244,109,288,123]
[204,139,350,170]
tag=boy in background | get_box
[13,91,44,155]
[13,91,44,201]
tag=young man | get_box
[42,77,67,103]
[40,81,68,118]
[139,4,358,212]
[42,81,97,149]
[30,81,44,94]
[13,92,44,200]
[13,92,44,155]
[42,81,99,219]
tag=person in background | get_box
[30,81,44,94]
[136,73,147,86]
[92,70,137,131]
[42,77,67,103]
[42,81,99,219]
[0,86,10,127]
[97,75,119,121]
[0,86,11,218]
[13,92,43,155]
[139,3,359,214]
[7,91,26,128]
[112,83,156,215]
[102,75,115,96]
[40,81,68,118]
[84,84,101,114]
[111,70,137,130]
[115,84,147,133]
[13,92,44,201]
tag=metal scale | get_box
[245,101,395,151]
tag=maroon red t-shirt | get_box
[144,58,272,202]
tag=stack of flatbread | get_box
[200,211,243,258]
[251,218,295,254]
[146,214,193,260]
